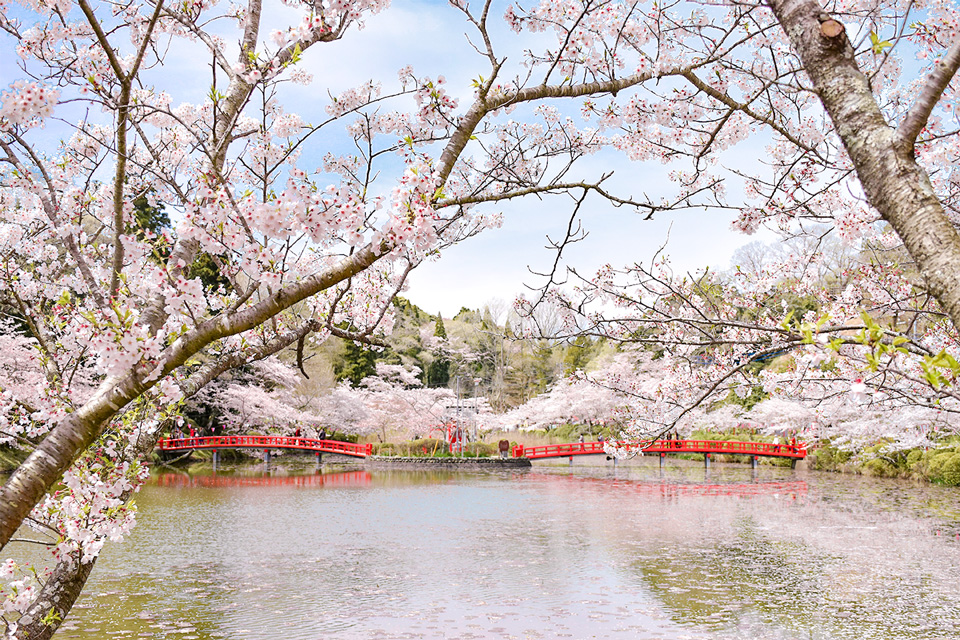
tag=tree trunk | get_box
[10,556,95,640]
[766,0,960,334]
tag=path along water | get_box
[41,461,960,640]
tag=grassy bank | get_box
[371,439,500,458]
[809,438,960,486]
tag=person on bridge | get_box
[578,434,584,450]
[294,427,301,438]
[319,428,327,441]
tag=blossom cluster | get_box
[0,81,59,129]
[31,440,148,565]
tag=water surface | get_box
[45,461,960,639]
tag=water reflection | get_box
[51,463,960,639]
[153,469,372,488]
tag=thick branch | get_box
[766,0,960,337]
[896,36,960,150]
[0,241,388,550]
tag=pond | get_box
[44,460,960,639]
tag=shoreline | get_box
[364,455,532,469]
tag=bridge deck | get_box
[156,435,372,458]
[514,439,806,460]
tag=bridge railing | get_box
[513,439,807,460]
[155,436,372,457]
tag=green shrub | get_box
[371,438,494,457]
[404,439,448,456]
[863,457,899,478]
[928,451,960,485]
[906,450,923,467]
[466,442,498,457]
[807,443,854,472]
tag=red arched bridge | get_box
[155,435,804,468]
[156,435,372,458]
[513,439,806,467]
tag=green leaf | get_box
[778,310,795,331]
[869,31,893,54]
[40,607,63,627]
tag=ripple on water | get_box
[50,465,960,640]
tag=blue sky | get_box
[295,0,772,316]
[0,0,771,318]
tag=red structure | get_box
[153,470,372,488]
[512,439,807,460]
[156,435,372,458]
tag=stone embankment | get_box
[364,456,531,469]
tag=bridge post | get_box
[264,449,271,465]
[212,450,219,470]
[791,459,797,469]
[569,456,573,466]
[316,451,322,468]
[751,456,758,470]
[659,453,665,469]
[704,453,711,469]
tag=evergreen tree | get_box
[427,313,450,387]
[189,251,232,292]
[563,336,595,374]
[132,192,171,236]
[335,341,378,386]
[434,313,448,339]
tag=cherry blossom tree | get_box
[2,0,960,635]
[190,357,323,434]
[537,240,960,458]
[501,359,627,429]
[0,0,699,629]
[281,363,456,441]
[504,0,960,454]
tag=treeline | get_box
[299,297,615,411]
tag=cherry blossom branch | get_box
[0,238,389,550]
[75,0,165,297]
[766,0,960,337]
[526,189,590,310]
[325,261,414,346]
[0,138,106,308]
[896,35,960,151]
[681,69,820,157]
